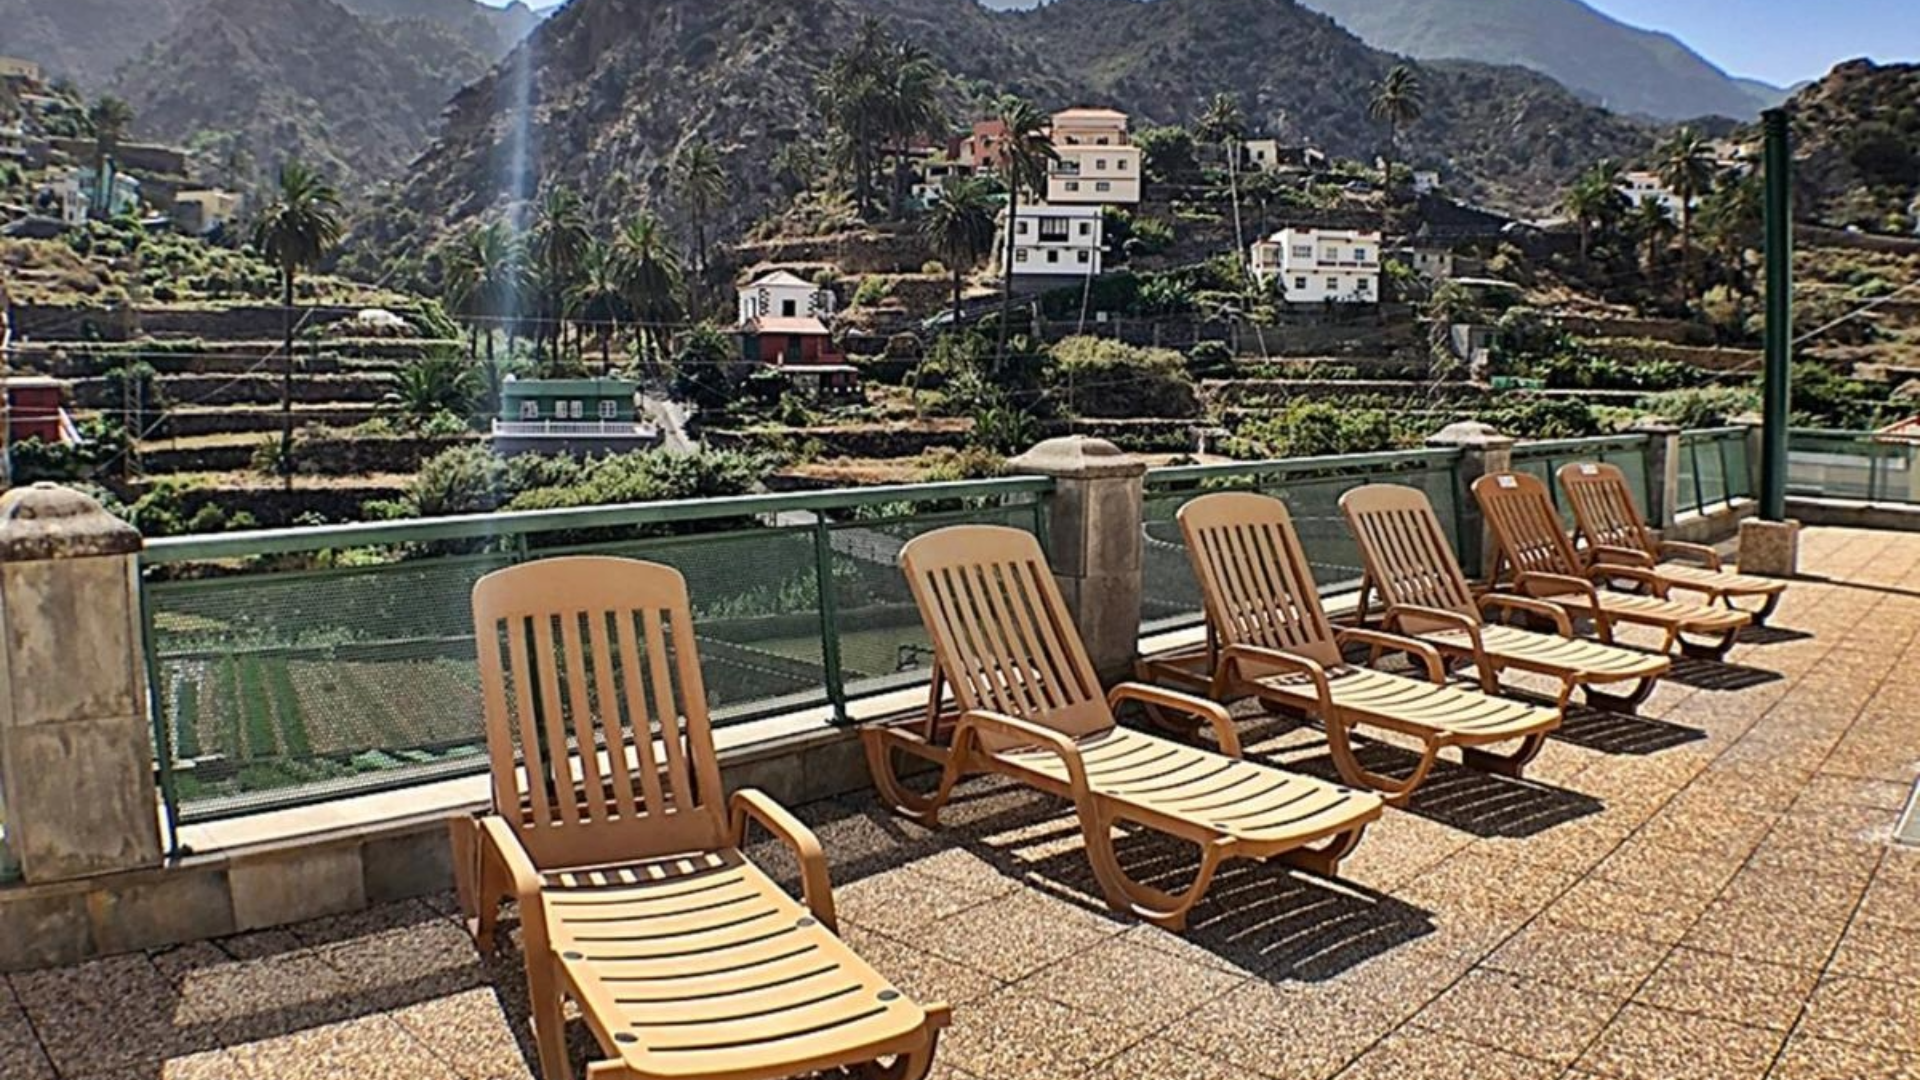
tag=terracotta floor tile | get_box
[226,1013,460,1080]
[1164,979,1404,1080]
[834,865,1017,939]
[913,888,1127,982]
[1769,1033,1920,1080]
[1017,935,1245,1029]
[9,954,207,1074]
[1798,975,1920,1053]
[61,1047,250,1080]
[1539,876,1711,946]
[937,988,1140,1080]
[840,925,1006,1008]
[1575,1004,1784,1080]
[1592,837,1748,899]
[1483,924,1671,999]
[1334,1028,1561,1080]
[1407,971,1620,1068]
[1086,1037,1276,1080]
[1632,947,1818,1031]
[1829,917,1920,987]
[0,982,53,1080]
[1680,893,1850,970]
[386,987,534,1080]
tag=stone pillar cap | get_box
[0,483,142,561]
[1010,436,1146,480]
[1426,420,1514,449]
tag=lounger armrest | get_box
[1386,604,1494,687]
[1591,544,1656,568]
[955,709,1091,790]
[730,789,836,930]
[1516,571,1601,604]
[477,815,543,904]
[1479,593,1574,637]
[1587,562,1669,596]
[1219,644,1334,718]
[1109,682,1241,757]
[1657,540,1723,569]
[1336,627,1448,684]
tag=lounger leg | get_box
[862,727,966,826]
[449,815,479,925]
[1729,591,1781,626]
[1583,676,1655,715]
[1679,628,1739,661]
[1460,732,1549,778]
[859,1021,948,1080]
[1279,824,1367,877]
[1081,816,1228,931]
[1326,720,1442,806]
[524,950,571,1080]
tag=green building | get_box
[492,377,656,456]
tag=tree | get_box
[880,40,946,216]
[1197,93,1250,279]
[1367,64,1425,196]
[530,187,591,364]
[1657,127,1717,302]
[383,354,479,428]
[1563,161,1627,263]
[251,160,342,482]
[993,94,1057,364]
[442,220,526,375]
[1628,196,1676,278]
[817,20,892,216]
[670,140,728,310]
[920,177,998,327]
[615,212,685,368]
[1699,173,1762,292]
[85,95,134,216]
[569,238,629,374]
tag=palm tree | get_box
[1197,92,1250,281]
[881,40,946,217]
[251,160,342,481]
[1628,197,1675,278]
[615,212,685,369]
[569,238,629,374]
[817,20,891,216]
[383,355,480,428]
[1564,161,1627,263]
[993,94,1057,363]
[530,187,591,364]
[1367,65,1425,196]
[1699,173,1763,292]
[670,140,729,311]
[442,220,526,373]
[920,177,997,325]
[85,95,133,216]
[1657,127,1717,301]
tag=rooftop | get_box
[9,523,1916,1080]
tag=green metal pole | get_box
[811,517,848,724]
[1760,108,1794,521]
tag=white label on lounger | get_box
[1497,475,1518,488]
[1581,464,1599,475]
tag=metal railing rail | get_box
[1786,427,1917,504]
[139,477,1053,827]
[1510,433,1655,514]
[1678,426,1753,514]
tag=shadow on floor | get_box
[1736,624,1814,646]
[1664,655,1784,692]
[1280,741,1604,838]
[1552,701,1708,755]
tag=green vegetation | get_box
[252,160,344,481]
[1049,336,1200,420]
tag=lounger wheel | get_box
[1582,676,1656,715]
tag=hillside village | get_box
[1,12,1918,535]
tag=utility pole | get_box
[1759,108,1793,521]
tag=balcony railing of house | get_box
[137,478,1052,827]
[1509,432,1659,524]
[490,419,658,438]
[1678,426,1756,514]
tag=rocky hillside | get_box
[113,0,496,188]
[0,0,533,88]
[1293,0,1785,122]
[1783,60,1920,233]
[357,0,1650,274]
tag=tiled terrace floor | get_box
[7,524,1920,1080]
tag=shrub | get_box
[1048,336,1200,419]
[1640,386,1760,428]
[1185,340,1235,379]
[1225,400,1398,458]
[851,276,895,308]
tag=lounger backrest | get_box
[1177,492,1344,668]
[1339,484,1479,632]
[1557,462,1655,555]
[898,525,1113,752]
[471,557,728,868]
[1472,471,1585,581]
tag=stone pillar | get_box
[1739,518,1802,577]
[0,484,160,883]
[1010,436,1146,683]
[1426,421,1514,583]
[1633,418,1682,531]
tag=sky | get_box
[1583,0,1920,87]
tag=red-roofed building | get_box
[738,316,858,396]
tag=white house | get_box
[1619,170,1685,216]
[737,270,836,326]
[0,57,41,84]
[1250,227,1382,304]
[1045,107,1141,206]
[1412,170,1442,196]
[997,202,1104,284]
[911,156,975,208]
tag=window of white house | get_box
[1076,250,1090,264]
[1294,276,1307,291]
[1078,221,1093,235]
[1095,181,1110,192]
[520,401,540,419]
[1065,180,1081,191]
[599,400,617,419]
[1015,249,1029,263]
[1039,218,1070,242]
[1322,248,1341,262]
[1358,278,1372,292]
[1292,244,1313,259]
[1046,250,1060,263]
[1095,158,1107,170]
[781,299,797,317]
[1326,277,1339,290]
[1117,158,1130,171]
[1354,247,1369,261]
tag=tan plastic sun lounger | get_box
[1140,492,1561,805]
[1557,461,1787,625]
[1473,471,1750,660]
[1340,483,1672,714]
[862,525,1382,930]
[451,557,949,1080]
